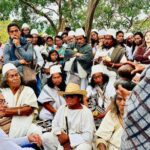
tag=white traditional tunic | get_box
[86,85,113,109]
[42,105,95,150]
[96,111,123,150]
[38,85,66,121]
[1,86,42,138]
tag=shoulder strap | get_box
[111,46,125,63]
[15,44,37,69]
[15,85,24,106]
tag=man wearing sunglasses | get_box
[42,83,95,150]
[4,23,34,73]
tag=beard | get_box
[103,44,113,49]
[136,41,143,46]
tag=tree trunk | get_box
[58,18,66,32]
[85,0,100,41]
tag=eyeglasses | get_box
[9,29,19,34]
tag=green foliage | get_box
[93,0,150,31]
[132,19,150,32]
[0,0,150,34]
[0,20,10,43]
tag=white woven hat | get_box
[58,32,63,36]
[106,28,116,38]
[75,28,86,37]
[50,65,61,77]
[68,31,75,36]
[91,29,98,34]
[98,29,107,36]
[22,23,30,29]
[2,63,17,77]
[125,32,133,39]
[91,64,109,77]
[30,29,39,35]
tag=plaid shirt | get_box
[121,65,150,150]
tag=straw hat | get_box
[58,83,87,96]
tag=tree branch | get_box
[138,15,150,29]
[57,0,63,32]
[20,0,57,32]
[44,7,59,15]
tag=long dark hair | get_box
[103,35,117,49]
[90,73,109,88]
[21,30,30,38]
[47,50,60,62]
[91,31,99,47]
[37,36,44,46]
[90,73,109,96]
[47,73,66,91]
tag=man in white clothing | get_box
[42,83,95,150]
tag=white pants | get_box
[42,132,92,150]
[66,72,88,90]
